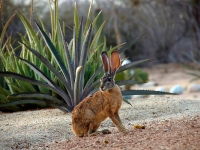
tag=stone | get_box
[169,85,184,94]
[187,83,200,93]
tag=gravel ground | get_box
[0,97,200,150]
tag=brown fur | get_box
[71,85,126,137]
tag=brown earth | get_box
[47,115,200,150]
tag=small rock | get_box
[169,85,184,94]
[164,128,169,132]
[187,83,200,93]
[103,140,109,144]
[101,129,111,134]
[134,124,145,129]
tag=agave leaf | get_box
[73,25,78,74]
[75,18,83,71]
[118,33,145,54]
[54,0,59,38]
[0,94,7,103]
[91,10,103,29]
[0,72,72,107]
[0,99,67,111]
[34,20,70,82]
[74,66,82,106]
[87,43,104,62]
[123,98,132,106]
[84,0,93,34]
[21,43,73,98]
[103,36,107,51]
[58,21,74,89]
[0,85,10,97]
[8,92,59,102]
[74,2,79,38]
[6,81,28,93]
[108,43,126,52]
[18,34,30,47]
[0,105,20,111]
[82,66,103,99]
[15,55,57,87]
[121,90,176,95]
[79,24,92,67]
[117,59,153,73]
[7,92,71,111]
[79,24,92,94]
[0,99,47,107]
[88,88,99,96]
[0,36,9,53]
[37,15,47,32]
[90,21,106,51]
[82,79,100,99]
[0,15,16,90]
[0,14,15,47]
[18,10,40,46]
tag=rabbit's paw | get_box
[89,131,103,137]
[118,127,128,132]
[89,129,111,136]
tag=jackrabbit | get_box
[72,50,126,137]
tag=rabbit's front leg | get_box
[88,122,100,134]
[109,113,126,132]
[88,122,111,136]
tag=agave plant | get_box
[0,14,17,102]
[0,1,174,112]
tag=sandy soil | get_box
[0,63,200,150]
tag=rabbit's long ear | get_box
[101,51,110,73]
[110,50,120,73]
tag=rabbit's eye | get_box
[107,77,112,82]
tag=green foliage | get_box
[116,67,148,90]
[133,69,148,83]
[0,1,174,112]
